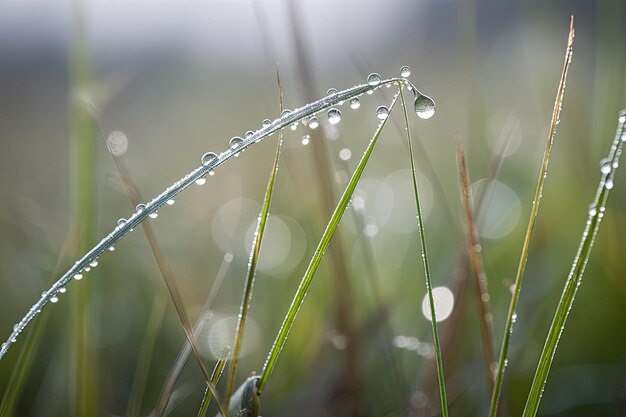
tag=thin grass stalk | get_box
[258,90,401,393]
[197,350,230,417]
[69,1,97,413]
[399,88,449,417]
[455,141,496,391]
[489,17,575,417]
[522,109,626,417]
[153,253,233,417]
[224,65,285,407]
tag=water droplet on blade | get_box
[367,73,381,86]
[376,106,389,120]
[400,66,411,77]
[136,204,146,213]
[350,98,360,109]
[308,117,319,129]
[328,108,342,125]
[301,135,310,145]
[149,212,159,219]
[327,88,338,95]
[195,178,206,185]
[201,152,218,166]
[229,136,244,149]
[117,218,127,227]
[262,119,271,127]
[414,94,436,119]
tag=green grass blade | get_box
[522,109,626,417]
[197,349,230,417]
[489,17,575,417]
[257,90,401,393]
[224,74,284,405]
[399,88,448,417]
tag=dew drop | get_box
[149,212,159,219]
[84,267,91,272]
[195,177,207,185]
[59,287,67,293]
[350,98,360,109]
[367,73,381,86]
[117,218,127,227]
[414,94,436,119]
[290,122,298,131]
[262,119,271,128]
[605,177,614,190]
[201,152,218,166]
[281,109,292,116]
[50,296,59,303]
[301,135,310,145]
[166,199,175,206]
[376,106,389,120]
[136,203,146,213]
[308,117,319,129]
[588,204,597,216]
[74,273,83,280]
[400,66,411,77]
[89,260,98,267]
[209,170,215,176]
[229,136,244,149]
[619,115,626,124]
[328,108,342,125]
[245,131,254,139]
[600,158,612,174]
[327,88,338,95]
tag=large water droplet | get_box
[195,178,207,185]
[201,152,218,166]
[290,122,298,131]
[262,119,272,127]
[588,204,597,216]
[74,273,83,280]
[308,117,319,129]
[166,199,175,206]
[350,98,360,109]
[301,135,310,145]
[117,218,127,227]
[89,260,98,267]
[136,203,146,213]
[59,287,67,293]
[367,73,381,86]
[328,108,342,125]
[281,109,292,116]
[605,177,614,189]
[327,88,338,95]
[600,158,612,174]
[50,296,59,303]
[245,131,254,139]
[414,94,436,119]
[229,136,244,149]
[400,66,411,77]
[376,106,389,120]
[149,212,159,219]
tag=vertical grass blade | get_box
[224,65,285,407]
[522,109,626,417]
[257,90,401,393]
[455,141,497,392]
[489,17,575,417]
[399,88,449,417]
[197,349,230,417]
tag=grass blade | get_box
[197,349,230,417]
[153,253,233,417]
[399,88,448,417]
[257,90,401,393]
[489,16,575,417]
[455,141,496,391]
[224,65,285,407]
[522,109,626,417]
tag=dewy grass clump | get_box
[0,73,435,360]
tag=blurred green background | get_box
[0,0,625,416]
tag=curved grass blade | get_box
[522,109,626,417]
[0,76,424,362]
[197,349,230,417]
[257,90,402,393]
[489,16,575,417]
[224,65,285,407]
[455,141,496,391]
[399,88,448,417]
